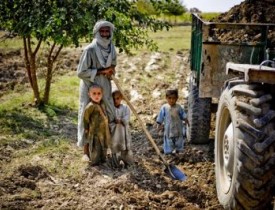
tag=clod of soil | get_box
[211,0,275,45]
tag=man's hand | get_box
[103,66,115,77]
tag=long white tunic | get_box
[111,104,132,153]
[77,41,117,147]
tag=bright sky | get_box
[183,0,244,12]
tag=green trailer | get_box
[188,13,275,209]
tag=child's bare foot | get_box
[119,160,125,168]
[82,154,90,162]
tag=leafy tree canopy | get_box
[161,0,187,17]
[0,0,171,53]
[0,0,171,105]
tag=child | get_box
[82,84,112,165]
[156,89,188,155]
[111,90,134,166]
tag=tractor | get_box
[187,13,275,209]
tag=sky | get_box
[183,0,244,12]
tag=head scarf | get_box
[93,20,115,49]
[92,20,116,68]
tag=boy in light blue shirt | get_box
[156,89,188,155]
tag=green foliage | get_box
[200,12,220,21]
[0,0,172,105]
[136,0,157,15]
[176,12,192,22]
[162,0,187,17]
[0,0,172,52]
[0,0,92,47]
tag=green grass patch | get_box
[160,12,220,23]
[0,32,23,50]
[0,90,33,111]
[148,25,191,52]
[49,74,79,110]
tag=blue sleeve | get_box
[156,105,165,124]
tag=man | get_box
[77,20,117,148]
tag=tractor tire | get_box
[187,80,211,144]
[215,82,275,210]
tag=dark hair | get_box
[112,89,122,98]
[166,89,178,97]
[89,84,103,92]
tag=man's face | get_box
[89,87,103,103]
[99,26,111,39]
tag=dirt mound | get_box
[211,0,275,45]
[215,0,275,23]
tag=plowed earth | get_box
[0,47,221,209]
[1,1,275,209]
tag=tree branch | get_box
[27,35,33,55]
[33,38,43,56]
[52,44,63,62]
[23,37,33,88]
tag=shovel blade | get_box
[165,165,187,181]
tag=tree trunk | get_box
[29,55,41,105]
[43,62,53,104]
[43,43,63,104]
[23,36,42,106]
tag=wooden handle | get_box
[112,76,168,166]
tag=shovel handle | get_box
[111,76,169,166]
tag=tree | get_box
[161,0,187,22]
[0,0,170,106]
[136,0,157,15]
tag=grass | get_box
[0,31,23,50]
[0,22,191,180]
[148,26,191,52]
[49,74,80,110]
[163,12,220,23]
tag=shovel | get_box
[111,76,187,181]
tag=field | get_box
[148,26,191,51]
[0,25,222,209]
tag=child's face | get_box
[113,93,122,107]
[166,94,178,106]
[88,87,103,103]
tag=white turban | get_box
[93,20,115,49]
[93,20,115,35]
[91,20,116,68]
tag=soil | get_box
[1,1,274,209]
[211,0,275,45]
[0,46,222,210]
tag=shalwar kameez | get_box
[112,104,134,165]
[77,20,117,147]
[156,104,187,154]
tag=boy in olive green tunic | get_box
[83,84,112,165]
